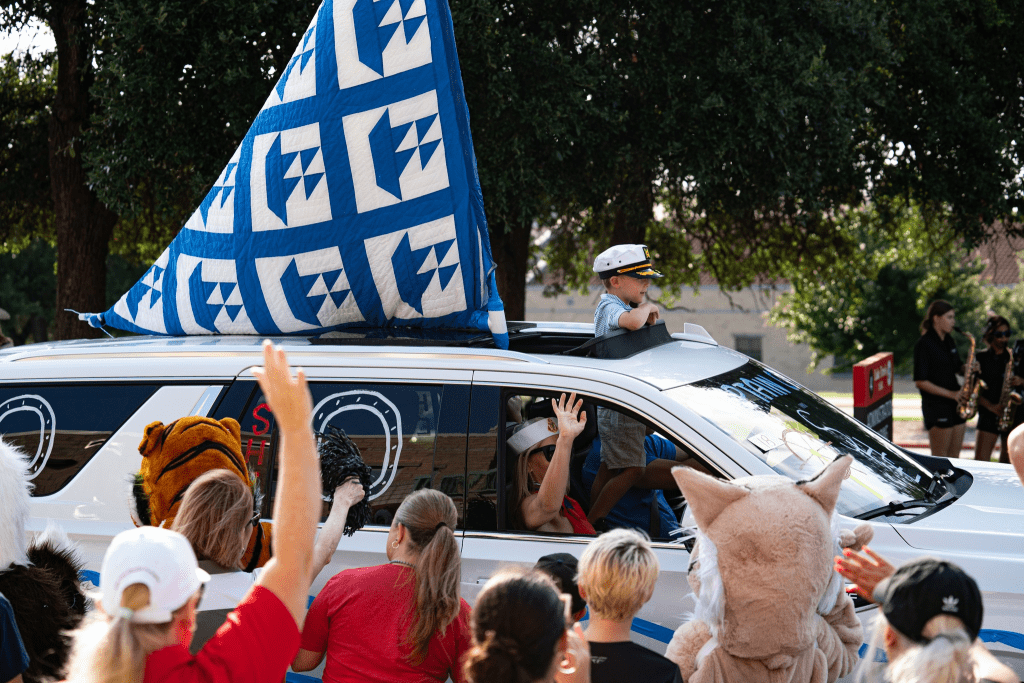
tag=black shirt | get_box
[976,347,1011,409]
[914,329,962,408]
[589,641,683,683]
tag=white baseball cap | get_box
[592,244,663,279]
[95,527,210,624]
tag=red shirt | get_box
[144,585,299,683]
[301,563,472,683]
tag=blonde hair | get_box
[577,528,659,620]
[171,469,254,569]
[393,489,461,664]
[855,613,976,683]
[65,584,187,683]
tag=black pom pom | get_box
[317,426,372,536]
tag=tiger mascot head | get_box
[131,416,272,571]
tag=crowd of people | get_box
[2,341,1019,683]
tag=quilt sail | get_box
[86,0,507,347]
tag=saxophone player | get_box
[975,314,1022,463]
[914,301,977,458]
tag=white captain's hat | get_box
[593,244,663,279]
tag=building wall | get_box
[524,284,918,394]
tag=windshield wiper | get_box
[855,499,938,521]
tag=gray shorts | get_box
[597,407,647,469]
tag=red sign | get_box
[853,352,894,408]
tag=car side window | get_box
[0,383,160,496]
[221,381,468,527]
[467,386,707,540]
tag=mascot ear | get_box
[672,466,749,530]
[220,418,242,446]
[138,422,166,457]
[798,455,852,515]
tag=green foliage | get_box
[0,51,54,251]
[0,239,56,343]
[769,202,988,374]
[85,0,320,230]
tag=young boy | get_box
[589,244,662,526]
[578,529,682,683]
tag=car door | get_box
[461,370,720,654]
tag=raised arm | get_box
[309,478,365,583]
[521,393,586,529]
[251,342,322,628]
[616,303,659,331]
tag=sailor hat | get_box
[593,244,663,279]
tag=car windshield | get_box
[667,362,936,518]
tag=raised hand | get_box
[551,392,587,441]
[334,477,366,507]
[251,340,312,435]
[834,545,895,603]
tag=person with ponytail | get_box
[463,569,590,683]
[63,341,326,683]
[836,551,1017,683]
[293,488,471,682]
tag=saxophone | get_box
[998,347,1022,432]
[955,327,986,420]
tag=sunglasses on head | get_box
[527,444,557,461]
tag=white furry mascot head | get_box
[0,437,32,567]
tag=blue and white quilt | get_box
[87,0,507,346]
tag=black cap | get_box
[534,553,585,616]
[873,558,983,643]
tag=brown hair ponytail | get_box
[393,488,461,664]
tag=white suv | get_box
[2,321,1023,679]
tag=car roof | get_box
[0,321,746,390]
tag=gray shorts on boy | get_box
[597,407,646,469]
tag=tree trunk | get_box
[489,218,530,322]
[48,0,117,340]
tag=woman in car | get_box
[914,300,968,459]
[507,393,595,535]
[292,488,471,682]
[463,569,589,683]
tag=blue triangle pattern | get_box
[399,0,416,17]
[188,263,221,333]
[322,269,344,291]
[330,289,350,307]
[199,187,221,224]
[303,173,324,199]
[126,282,149,321]
[415,114,437,141]
[403,15,426,43]
[437,264,458,290]
[224,305,243,322]
[418,139,441,167]
[377,20,401,48]
[300,147,320,173]
[219,185,234,208]
[299,49,315,72]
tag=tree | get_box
[0,51,54,251]
[769,202,988,374]
[0,240,56,344]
